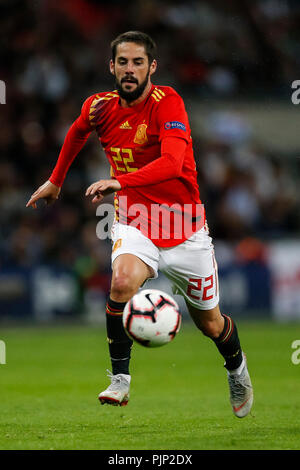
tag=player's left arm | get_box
[85,178,122,203]
[85,135,187,203]
[114,93,189,189]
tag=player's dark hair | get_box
[111,31,157,64]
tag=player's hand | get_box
[26,180,61,209]
[85,179,122,203]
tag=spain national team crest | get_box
[134,122,148,145]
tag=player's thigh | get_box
[186,302,224,338]
[159,227,219,310]
[111,222,159,280]
[110,223,160,301]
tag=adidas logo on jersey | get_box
[120,121,132,129]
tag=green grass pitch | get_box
[0,320,299,450]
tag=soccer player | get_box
[26,31,253,417]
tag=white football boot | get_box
[98,370,130,406]
[227,353,253,418]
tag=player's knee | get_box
[111,274,138,302]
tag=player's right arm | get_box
[26,96,95,209]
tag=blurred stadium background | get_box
[1,0,300,325]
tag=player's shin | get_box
[106,297,133,375]
[213,314,243,372]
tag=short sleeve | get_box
[156,94,190,143]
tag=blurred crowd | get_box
[0,0,300,303]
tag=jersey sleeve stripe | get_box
[154,87,165,97]
[151,88,166,102]
[151,91,164,102]
[153,89,162,98]
[89,92,119,125]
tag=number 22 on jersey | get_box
[110,147,138,173]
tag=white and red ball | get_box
[122,289,181,347]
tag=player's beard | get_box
[116,69,150,103]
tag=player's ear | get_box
[109,60,115,76]
[149,59,157,76]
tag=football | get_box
[122,289,182,347]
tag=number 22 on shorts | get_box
[187,275,215,301]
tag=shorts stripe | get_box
[212,251,219,297]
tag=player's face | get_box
[110,42,157,103]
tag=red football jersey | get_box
[51,84,204,247]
